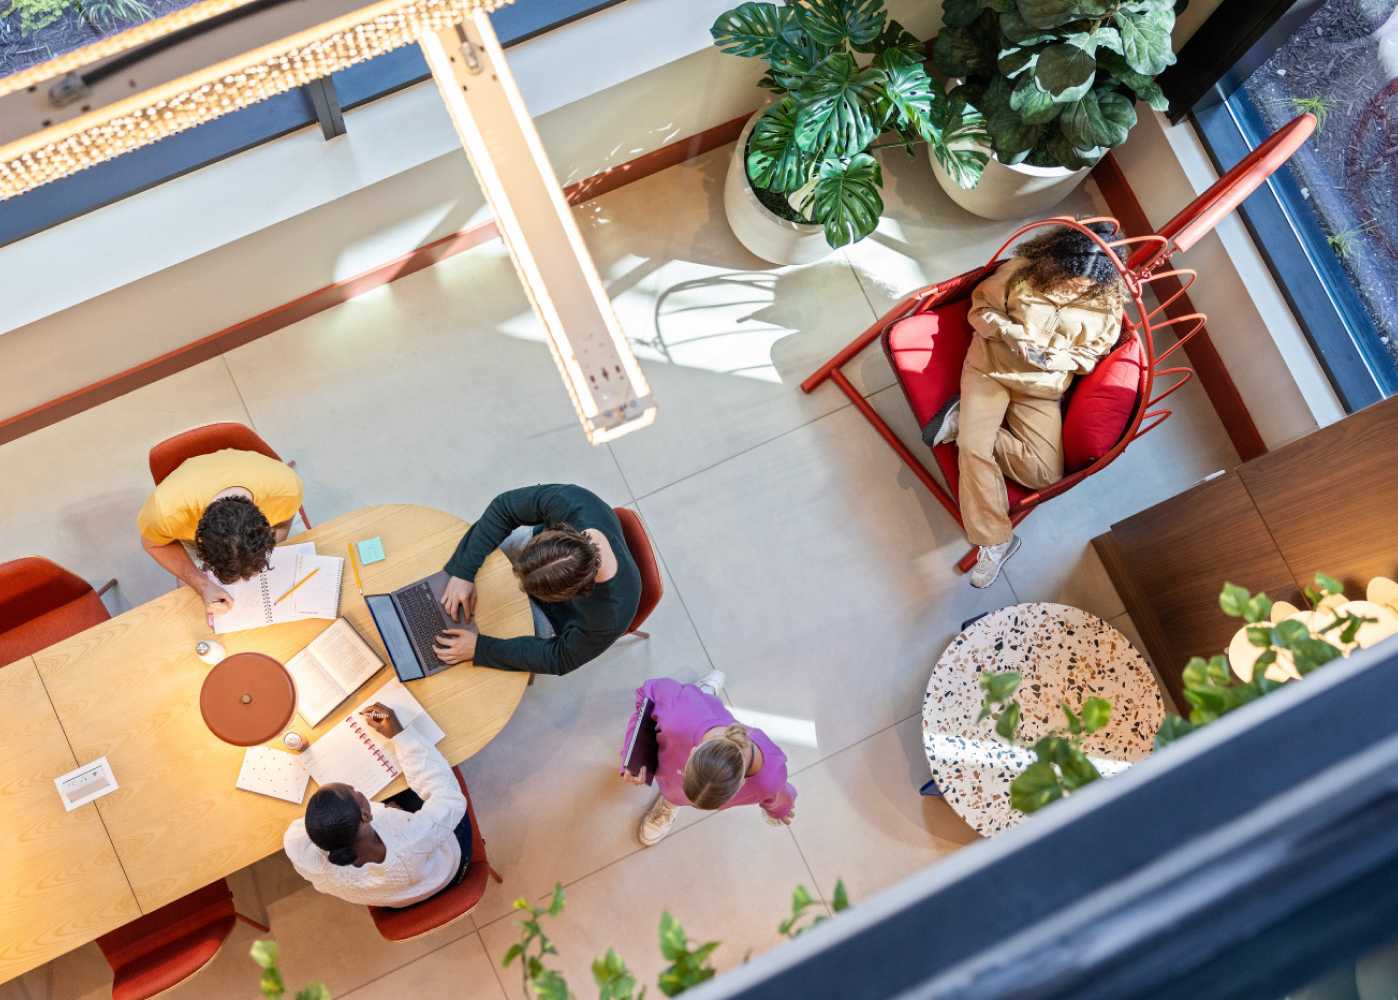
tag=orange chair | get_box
[148,422,311,529]
[96,879,269,1000]
[368,772,502,941]
[0,557,115,668]
[613,507,662,640]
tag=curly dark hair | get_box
[514,522,602,603]
[1015,221,1126,301]
[195,496,276,584]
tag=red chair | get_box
[0,557,115,667]
[614,507,662,640]
[148,422,311,529]
[368,772,502,941]
[800,114,1316,573]
[96,879,268,1000]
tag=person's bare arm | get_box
[142,538,232,615]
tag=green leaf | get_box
[832,879,851,912]
[1219,582,1251,618]
[748,99,813,194]
[250,941,279,971]
[659,912,686,961]
[990,105,1048,162]
[1061,701,1082,734]
[857,17,922,57]
[805,153,885,249]
[996,701,1021,741]
[1094,25,1123,54]
[791,884,813,911]
[1290,637,1342,674]
[1080,696,1112,733]
[1316,572,1345,596]
[932,23,996,78]
[1153,714,1195,748]
[1181,656,1208,688]
[533,969,571,1000]
[1113,5,1175,77]
[1206,654,1231,686]
[1011,760,1064,813]
[1063,87,1134,147]
[980,670,1023,704]
[768,29,827,91]
[1016,0,1114,29]
[930,113,990,189]
[1339,613,1374,645]
[1000,7,1057,44]
[1011,74,1061,124]
[1256,648,1278,668]
[1272,619,1309,646]
[1055,743,1102,789]
[548,883,566,916]
[1247,624,1273,648]
[796,0,886,49]
[1099,52,1170,109]
[294,988,331,1000]
[942,0,982,28]
[1244,592,1274,624]
[710,3,793,59]
[503,943,525,967]
[593,949,639,1000]
[1034,41,1097,102]
[998,45,1038,78]
[794,52,884,157]
[880,61,938,142]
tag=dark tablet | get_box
[623,695,659,785]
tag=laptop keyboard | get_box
[399,584,447,673]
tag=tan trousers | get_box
[957,339,1064,546]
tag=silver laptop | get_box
[364,571,456,681]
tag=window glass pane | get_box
[1238,0,1398,380]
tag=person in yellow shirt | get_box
[137,449,304,616]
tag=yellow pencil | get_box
[347,543,364,594]
[274,567,319,605]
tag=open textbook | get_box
[209,543,343,634]
[285,618,384,726]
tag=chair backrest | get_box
[97,880,235,974]
[613,507,662,634]
[0,557,94,633]
[368,772,490,940]
[149,422,283,485]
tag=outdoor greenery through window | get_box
[0,0,196,77]
[1238,0,1398,381]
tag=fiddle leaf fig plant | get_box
[711,0,990,248]
[930,0,1177,181]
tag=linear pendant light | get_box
[0,0,657,444]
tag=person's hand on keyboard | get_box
[441,576,476,623]
[433,625,478,665]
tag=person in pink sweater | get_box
[619,672,797,846]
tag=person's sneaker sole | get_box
[970,535,1022,589]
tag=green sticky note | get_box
[357,536,386,565]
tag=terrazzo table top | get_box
[921,602,1165,837]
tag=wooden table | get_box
[9,504,529,980]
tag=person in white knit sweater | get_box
[284,703,471,908]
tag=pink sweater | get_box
[621,678,796,819]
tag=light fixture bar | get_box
[419,12,655,444]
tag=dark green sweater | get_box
[443,484,641,676]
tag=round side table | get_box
[199,652,296,747]
[921,603,1164,837]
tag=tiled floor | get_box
[0,139,1234,998]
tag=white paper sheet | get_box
[236,746,310,804]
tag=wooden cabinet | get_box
[1094,395,1398,712]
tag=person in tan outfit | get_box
[925,223,1126,588]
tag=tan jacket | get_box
[967,258,1124,400]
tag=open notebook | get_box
[302,682,446,799]
[285,618,384,727]
[209,543,344,634]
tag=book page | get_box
[312,618,383,695]
[285,645,347,728]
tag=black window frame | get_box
[0,0,628,248]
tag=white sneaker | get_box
[969,535,1021,589]
[638,795,678,846]
[931,400,960,447]
[695,669,726,696]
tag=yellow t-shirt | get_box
[137,449,304,546]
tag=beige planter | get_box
[929,143,1090,221]
[723,112,832,266]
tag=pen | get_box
[274,567,320,605]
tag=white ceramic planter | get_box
[723,112,832,266]
[929,143,1090,221]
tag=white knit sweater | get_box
[284,728,467,907]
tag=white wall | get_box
[0,0,937,421]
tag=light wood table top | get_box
[0,658,141,983]
[33,504,531,918]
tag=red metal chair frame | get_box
[801,114,1316,572]
[614,506,663,640]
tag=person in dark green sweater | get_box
[433,484,641,676]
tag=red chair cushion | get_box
[149,423,283,485]
[98,881,237,1000]
[1062,337,1146,472]
[0,557,94,633]
[369,772,491,941]
[613,507,661,634]
[0,590,109,667]
[882,302,974,431]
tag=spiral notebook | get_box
[210,544,343,634]
[302,681,445,798]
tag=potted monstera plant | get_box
[929,0,1177,219]
[710,0,989,265]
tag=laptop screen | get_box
[365,593,424,681]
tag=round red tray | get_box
[199,652,296,747]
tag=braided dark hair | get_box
[1014,221,1126,303]
[305,787,362,866]
[514,523,602,603]
[195,496,276,584]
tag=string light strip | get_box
[0,0,512,201]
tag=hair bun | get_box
[327,845,357,866]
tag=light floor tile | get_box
[0,358,252,611]
[582,144,892,499]
[340,932,505,1000]
[222,242,631,526]
[477,806,817,1000]
[638,389,1017,772]
[789,716,978,906]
